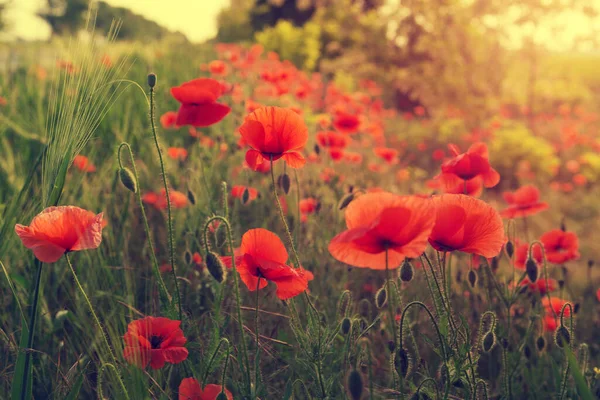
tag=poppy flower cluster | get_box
[143,189,188,210]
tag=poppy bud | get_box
[506,240,514,257]
[339,193,355,210]
[573,303,580,314]
[387,340,395,352]
[468,269,477,288]
[278,173,291,194]
[588,260,594,268]
[536,336,546,352]
[216,393,228,400]
[501,338,509,349]
[400,259,413,282]
[187,188,196,205]
[491,257,499,272]
[525,257,538,283]
[119,167,137,193]
[206,251,227,283]
[341,317,352,334]
[375,287,387,309]
[314,143,320,155]
[394,348,411,378]
[347,370,363,400]
[554,326,570,348]
[242,187,250,205]
[482,331,496,353]
[184,250,192,265]
[523,345,532,359]
[147,73,157,88]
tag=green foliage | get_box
[216,0,255,43]
[255,20,321,71]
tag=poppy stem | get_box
[117,142,172,312]
[65,254,127,391]
[254,277,261,398]
[384,249,397,346]
[149,84,182,321]
[20,258,43,400]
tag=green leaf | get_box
[63,367,87,400]
[565,347,594,400]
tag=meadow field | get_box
[1,2,600,399]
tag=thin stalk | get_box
[385,249,397,345]
[149,85,182,320]
[20,259,43,400]
[255,276,261,398]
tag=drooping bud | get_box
[394,348,411,378]
[347,370,363,400]
[184,250,192,265]
[536,336,546,352]
[206,251,227,283]
[147,73,157,88]
[468,269,478,288]
[554,326,571,348]
[278,173,291,194]
[119,167,137,193]
[506,240,515,258]
[525,257,538,283]
[375,286,387,309]
[187,188,196,205]
[314,143,320,155]
[523,345,532,359]
[242,187,250,205]
[400,259,414,282]
[482,331,496,353]
[339,193,355,210]
[341,317,352,335]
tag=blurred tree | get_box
[37,0,88,36]
[250,0,315,32]
[216,0,254,43]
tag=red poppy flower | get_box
[239,106,308,171]
[500,185,548,219]
[179,377,232,400]
[542,297,571,317]
[328,148,345,161]
[231,185,259,203]
[374,147,398,164]
[160,111,179,129]
[428,194,504,257]
[543,315,557,332]
[208,60,228,76]
[123,316,188,369]
[328,192,435,270]
[223,228,312,299]
[519,278,556,295]
[299,198,319,214]
[540,229,580,264]
[171,78,231,127]
[72,155,96,173]
[316,131,349,149]
[332,111,360,134]
[143,189,188,210]
[168,147,188,161]
[15,206,104,263]
[513,242,543,269]
[439,143,500,188]
[192,252,203,267]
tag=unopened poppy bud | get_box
[525,257,538,283]
[314,143,320,155]
[119,167,137,193]
[394,348,411,378]
[216,393,228,400]
[588,260,594,268]
[187,188,196,205]
[339,193,355,210]
[523,345,532,359]
[278,173,291,194]
[506,240,514,257]
[554,326,570,348]
[241,187,250,205]
[387,340,395,352]
[536,336,546,352]
[375,287,387,309]
[400,259,413,282]
[468,269,477,288]
[347,369,363,400]
[206,251,227,283]
[574,303,580,314]
[147,73,157,88]
[482,331,496,353]
[184,250,192,265]
[341,317,352,334]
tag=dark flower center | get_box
[149,335,164,349]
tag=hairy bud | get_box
[206,251,227,283]
[147,73,157,88]
[347,370,363,400]
[400,259,414,282]
[119,167,137,193]
[375,287,387,309]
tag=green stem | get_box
[255,276,261,398]
[385,249,397,345]
[149,86,182,321]
[98,363,130,400]
[20,258,43,400]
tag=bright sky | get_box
[1,0,231,42]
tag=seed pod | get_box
[278,173,291,194]
[242,187,250,205]
[341,317,352,335]
[506,240,514,257]
[206,251,227,283]
[184,250,192,265]
[536,336,546,352]
[119,167,137,193]
[482,331,496,353]
[525,257,538,283]
[394,348,411,378]
[338,193,355,210]
[375,287,387,309]
[554,326,571,348]
[187,188,196,205]
[347,370,363,400]
[400,259,414,282]
[147,73,157,88]
[314,143,320,155]
[468,269,478,288]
